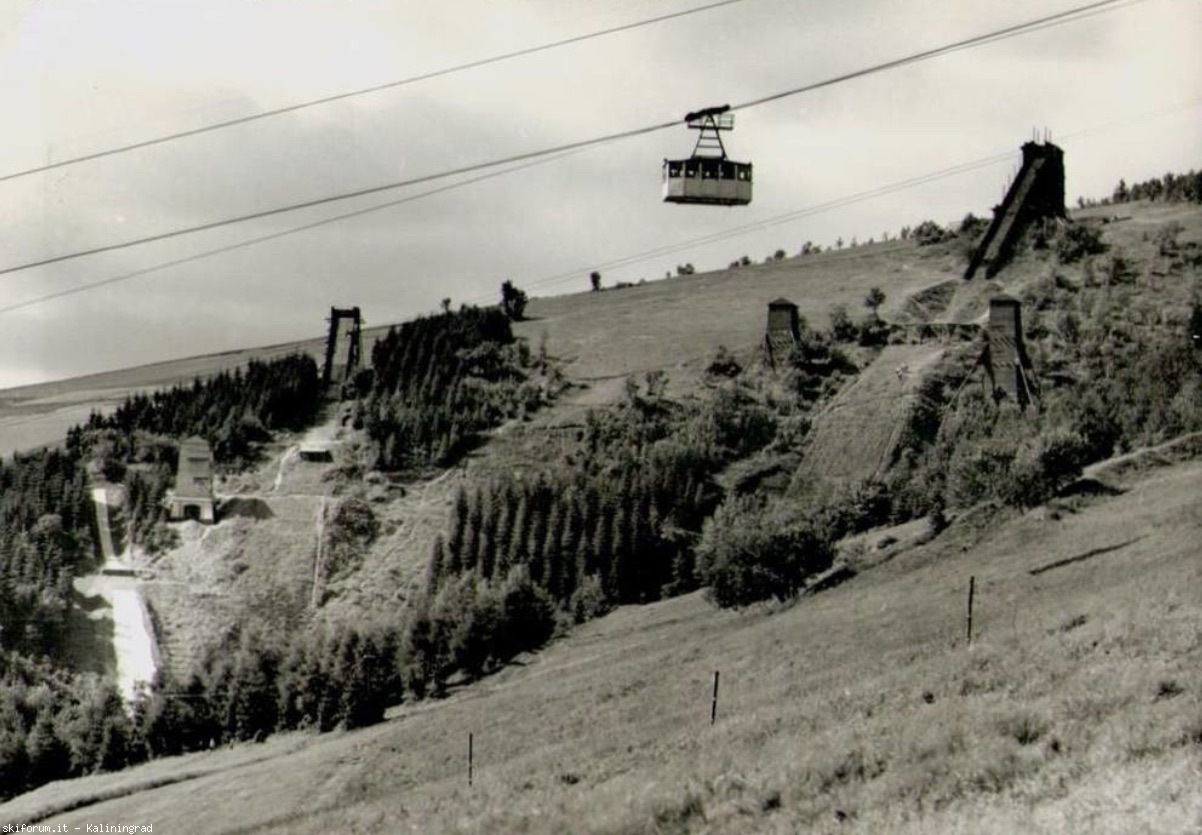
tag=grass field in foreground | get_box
[6,455,1200,834]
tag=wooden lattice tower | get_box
[322,306,363,388]
[965,139,1066,280]
[764,297,800,366]
[984,295,1037,409]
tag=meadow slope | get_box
[3,199,1200,832]
[5,455,1200,834]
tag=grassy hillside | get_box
[2,195,1199,830]
[5,452,1200,833]
[514,238,967,394]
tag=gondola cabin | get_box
[663,105,752,206]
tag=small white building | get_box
[166,436,216,523]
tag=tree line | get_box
[75,353,322,468]
[0,353,325,798]
[0,449,94,657]
[1111,169,1202,205]
[362,306,544,470]
[394,373,786,691]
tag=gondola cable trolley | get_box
[662,104,753,206]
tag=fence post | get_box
[966,575,976,645]
[710,670,720,725]
[468,732,474,787]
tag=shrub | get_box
[497,565,556,657]
[324,498,379,581]
[959,213,989,237]
[912,220,946,246]
[698,498,835,607]
[946,441,1017,509]
[1105,252,1135,285]
[704,386,776,458]
[858,318,890,347]
[706,345,742,378]
[500,280,528,320]
[1000,429,1091,508]
[820,480,893,537]
[568,574,609,624]
[864,287,886,317]
[1056,222,1106,264]
[1155,221,1184,256]
[829,304,858,342]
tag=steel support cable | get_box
[0,0,747,185]
[508,154,1018,296]
[0,149,1009,317]
[0,0,1152,280]
[4,92,1195,321]
[0,148,588,316]
[496,93,1198,297]
[726,0,1149,115]
[0,117,679,279]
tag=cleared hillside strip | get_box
[795,344,946,490]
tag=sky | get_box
[0,0,1198,388]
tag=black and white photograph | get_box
[0,0,1199,831]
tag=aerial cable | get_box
[2,94,1195,320]
[0,147,1006,318]
[492,154,1018,298]
[726,0,1149,115]
[500,95,1200,297]
[0,0,1151,279]
[0,148,590,317]
[0,119,679,279]
[0,0,747,185]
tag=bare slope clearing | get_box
[144,494,323,677]
[9,455,1201,834]
[71,574,160,706]
[796,343,945,491]
[69,485,161,704]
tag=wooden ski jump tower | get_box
[322,306,363,391]
[764,297,800,366]
[965,139,1065,280]
[984,294,1037,409]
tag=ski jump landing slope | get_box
[797,344,945,493]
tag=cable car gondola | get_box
[662,104,752,206]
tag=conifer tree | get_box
[464,493,484,573]
[479,485,501,580]
[425,534,448,595]
[508,493,531,572]
[527,504,549,586]
[492,484,518,579]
